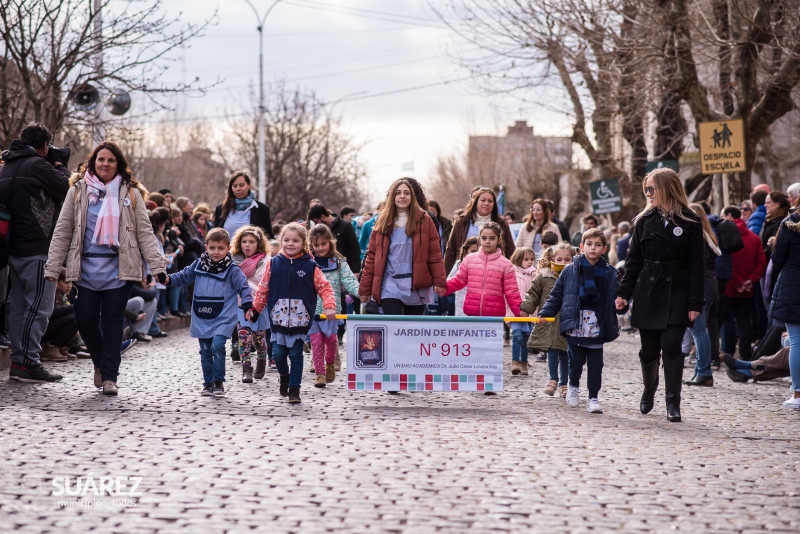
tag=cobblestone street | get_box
[1,328,799,533]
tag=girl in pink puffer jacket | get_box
[445,222,522,318]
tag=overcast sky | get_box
[152,0,571,202]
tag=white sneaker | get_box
[587,398,603,413]
[566,386,580,408]
[782,396,800,409]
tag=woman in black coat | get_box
[768,204,800,408]
[214,171,275,240]
[616,169,705,422]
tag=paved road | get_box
[1,329,798,533]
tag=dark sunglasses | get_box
[644,186,655,195]
[741,206,752,212]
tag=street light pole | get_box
[243,0,283,205]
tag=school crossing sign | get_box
[698,119,746,174]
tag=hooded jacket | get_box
[0,140,70,257]
[445,248,522,317]
[167,258,251,338]
[539,255,619,344]
[45,175,166,282]
[520,267,568,352]
[726,218,766,299]
[769,212,800,324]
[747,204,766,236]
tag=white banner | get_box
[346,316,504,392]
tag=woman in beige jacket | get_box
[45,142,166,396]
[515,198,561,257]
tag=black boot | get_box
[663,354,684,422]
[279,374,290,397]
[230,344,240,362]
[684,374,713,386]
[640,358,660,414]
[241,363,253,383]
[254,357,266,379]
[288,386,301,404]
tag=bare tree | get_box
[219,82,367,222]
[0,0,215,150]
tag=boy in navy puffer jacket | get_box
[539,229,619,414]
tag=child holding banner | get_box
[308,224,360,388]
[247,223,337,404]
[445,222,522,395]
[508,247,536,376]
[538,229,620,413]
[521,242,574,397]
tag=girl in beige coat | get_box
[45,142,166,396]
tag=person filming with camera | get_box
[0,122,71,384]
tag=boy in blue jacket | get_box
[539,229,620,413]
[166,228,253,397]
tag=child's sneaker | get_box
[511,361,521,375]
[213,381,225,397]
[566,386,580,407]
[558,385,568,398]
[314,374,327,388]
[587,398,603,413]
[543,380,557,396]
[782,396,800,409]
[201,384,214,396]
[520,362,529,376]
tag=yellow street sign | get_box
[698,119,746,175]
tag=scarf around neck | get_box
[234,191,256,212]
[579,255,603,304]
[239,252,265,280]
[84,171,122,247]
[200,251,233,274]
[474,213,492,226]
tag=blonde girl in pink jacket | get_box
[445,222,522,319]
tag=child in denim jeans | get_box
[166,228,252,397]
[538,229,620,413]
[247,223,336,404]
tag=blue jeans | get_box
[548,349,568,385]
[786,323,800,392]
[689,300,713,376]
[166,285,181,313]
[274,339,304,388]
[568,342,604,399]
[198,335,227,385]
[73,282,134,382]
[511,329,530,362]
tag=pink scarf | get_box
[239,253,266,281]
[84,171,121,247]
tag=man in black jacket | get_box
[307,204,361,274]
[0,123,70,383]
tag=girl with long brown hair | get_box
[359,178,447,316]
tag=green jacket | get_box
[520,267,567,352]
[315,256,360,315]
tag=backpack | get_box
[716,219,744,253]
